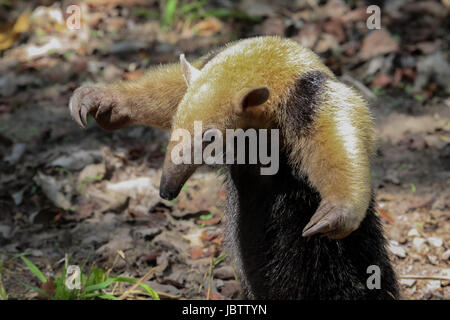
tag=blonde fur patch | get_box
[170,37,375,223]
[284,79,375,225]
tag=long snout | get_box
[159,147,200,200]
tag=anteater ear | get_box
[180,54,200,87]
[233,86,270,113]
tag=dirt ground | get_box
[0,0,449,300]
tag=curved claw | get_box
[80,104,88,127]
[69,95,85,128]
[302,220,331,238]
[302,200,354,239]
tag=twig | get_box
[207,258,213,300]
[118,267,157,300]
[341,75,377,100]
[400,275,450,281]
[155,291,182,300]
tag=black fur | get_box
[224,154,399,299]
[200,49,222,68]
[282,71,328,132]
[222,71,399,299]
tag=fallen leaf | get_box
[33,172,72,210]
[404,1,448,18]
[340,8,369,23]
[195,217,221,226]
[3,143,26,164]
[293,23,320,49]
[323,19,345,42]
[193,18,223,37]
[260,17,285,36]
[359,29,399,60]
[371,73,392,89]
[377,208,395,223]
[315,33,339,53]
[189,247,209,260]
[40,278,56,298]
[206,289,225,300]
[124,70,144,81]
[50,150,102,171]
[0,10,30,50]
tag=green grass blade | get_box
[82,292,103,299]
[98,294,120,300]
[138,283,160,300]
[162,0,178,27]
[20,256,47,283]
[84,278,114,292]
[111,276,159,300]
[213,253,228,266]
[179,0,205,14]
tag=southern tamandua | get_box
[70,36,399,299]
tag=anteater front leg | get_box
[293,80,376,239]
[69,57,209,130]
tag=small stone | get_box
[440,269,450,277]
[0,225,11,239]
[163,268,186,288]
[388,241,407,258]
[409,253,422,261]
[441,250,450,261]
[425,280,441,292]
[407,228,421,238]
[400,279,416,288]
[214,279,224,289]
[219,280,240,299]
[4,143,26,164]
[213,266,234,280]
[427,255,438,265]
[77,163,106,186]
[427,237,443,248]
[412,237,427,251]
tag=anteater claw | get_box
[302,200,356,240]
[68,85,129,131]
[80,104,88,127]
[69,97,83,128]
[302,220,331,238]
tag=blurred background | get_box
[0,0,448,300]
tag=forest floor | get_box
[0,0,449,300]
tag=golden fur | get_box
[170,36,376,234]
[104,57,209,129]
[70,36,376,237]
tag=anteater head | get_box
[159,54,271,200]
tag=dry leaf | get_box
[193,18,223,37]
[40,278,56,298]
[0,10,30,50]
[189,247,209,259]
[195,217,221,226]
[124,70,144,81]
[359,30,399,60]
[371,73,392,89]
[260,17,285,36]
[377,208,395,223]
